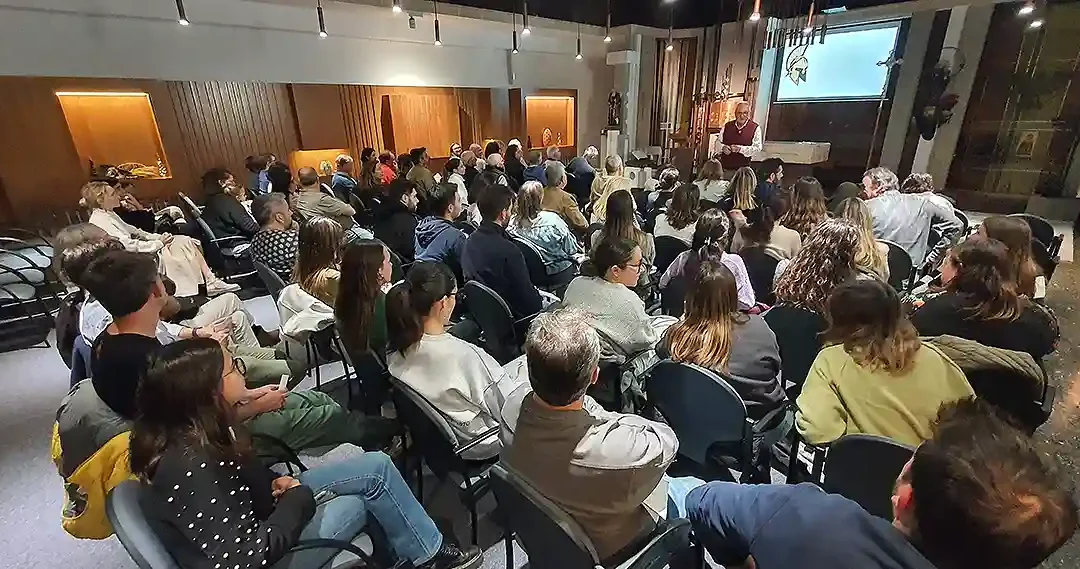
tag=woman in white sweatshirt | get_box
[386,261,501,459]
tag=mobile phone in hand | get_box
[278,374,290,391]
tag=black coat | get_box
[372,199,419,262]
[461,222,542,319]
[202,191,259,239]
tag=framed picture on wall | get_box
[1015,130,1038,158]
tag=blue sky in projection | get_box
[777,25,899,101]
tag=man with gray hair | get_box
[590,154,632,223]
[541,160,588,234]
[503,307,681,561]
[863,166,961,269]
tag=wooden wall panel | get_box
[291,84,348,151]
[57,93,169,172]
[339,85,384,160]
[386,94,460,158]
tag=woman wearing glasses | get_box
[386,262,503,459]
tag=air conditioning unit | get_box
[624,167,654,190]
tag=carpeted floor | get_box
[4,255,1080,568]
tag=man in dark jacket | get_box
[522,150,548,187]
[461,183,541,319]
[330,154,358,204]
[200,168,259,239]
[373,179,420,262]
[415,182,467,280]
[686,398,1078,569]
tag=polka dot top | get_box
[147,446,315,569]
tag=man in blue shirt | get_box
[686,398,1077,569]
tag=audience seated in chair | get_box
[374,178,421,262]
[81,181,238,297]
[334,239,395,414]
[729,200,802,260]
[900,172,954,212]
[443,157,469,209]
[129,338,482,569]
[415,181,468,279]
[980,215,1043,299]
[504,142,526,189]
[755,157,785,209]
[654,182,700,246]
[293,166,373,243]
[863,166,961,270]
[541,161,589,236]
[564,239,674,363]
[566,145,598,210]
[826,180,862,214]
[249,193,299,284]
[591,190,656,290]
[295,217,345,306]
[910,236,1058,360]
[462,183,544,320]
[835,197,890,281]
[406,146,438,195]
[200,167,259,240]
[778,176,829,240]
[658,259,789,478]
[773,218,862,301]
[509,181,583,283]
[687,398,1078,569]
[661,209,755,310]
[330,153,359,204]
[796,279,973,446]
[386,262,504,460]
[522,149,548,187]
[590,155,633,224]
[693,158,729,204]
[717,166,758,215]
[504,307,696,562]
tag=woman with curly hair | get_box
[773,218,860,315]
[778,177,829,239]
[654,182,701,245]
[900,172,953,211]
[834,197,889,281]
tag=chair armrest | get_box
[455,424,502,456]
[615,518,692,569]
[286,538,378,567]
[1040,383,1057,422]
[211,235,251,245]
[513,310,542,327]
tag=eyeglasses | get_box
[225,357,246,377]
[624,262,644,273]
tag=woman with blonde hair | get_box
[796,279,973,446]
[81,181,237,297]
[721,166,758,212]
[294,217,345,305]
[773,219,860,315]
[693,159,728,203]
[590,155,632,223]
[510,181,582,280]
[778,177,829,239]
[835,197,889,281]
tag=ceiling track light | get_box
[433,0,441,45]
[317,0,327,37]
[576,23,583,60]
[512,12,519,53]
[604,0,612,43]
[392,0,402,14]
[749,0,761,22]
[1018,1,1035,16]
[175,0,189,25]
[522,0,531,35]
[666,8,674,51]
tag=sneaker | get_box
[206,279,241,296]
[419,542,483,569]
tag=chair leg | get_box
[505,530,514,569]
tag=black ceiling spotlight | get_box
[175,0,189,25]
[604,0,612,43]
[522,0,531,35]
[433,0,441,45]
[576,22,583,60]
[512,11,519,53]
[666,7,674,51]
[750,0,761,22]
[317,0,327,38]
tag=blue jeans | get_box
[666,475,707,520]
[276,452,442,568]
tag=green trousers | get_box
[246,390,398,458]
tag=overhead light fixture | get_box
[433,0,441,45]
[392,0,402,14]
[175,0,189,25]
[522,0,531,35]
[576,22,582,60]
[512,12,519,53]
[317,0,327,38]
[604,0,612,43]
[1018,1,1035,16]
[1029,17,1044,28]
[666,8,674,51]
[749,0,761,21]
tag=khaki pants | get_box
[157,235,210,297]
[180,292,259,349]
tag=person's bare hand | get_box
[721,145,732,155]
[160,233,174,244]
[271,476,301,498]
[729,209,747,225]
[251,386,288,414]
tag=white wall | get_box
[0,0,613,145]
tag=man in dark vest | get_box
[710,102,763,177]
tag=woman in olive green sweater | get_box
[795,279,973,447]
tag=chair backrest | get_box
[954,209,970,235]
[660,274,688,317]
[1029,236,1059,281]
[462,280,519,364]
[1010,213,1056,248]
[964,366,1048,434]
[253,260,287,300]
[822,434,914,520]
[880,239,913,291]
[176,193,201,221]
[738,245,780,305]
[584,222,605,250]
[645,360,749,467]
[653,236,690,275]
[389,375,463,479]
[106,480,182,569]
[512,238,549,288]
[763,304,826,398]
[488,463,600,569]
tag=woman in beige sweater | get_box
[796,279,973,447]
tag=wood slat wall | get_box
[339,85,384,160]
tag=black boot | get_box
[419,542,483,569]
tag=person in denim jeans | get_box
[129,338,483,569]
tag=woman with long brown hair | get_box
[979,215,1039,297]
[129,338,482,569]
[335,239,393,358]
[773,218,860,315]
[294,216,344,305]
[654,182,701,245]
[693,158,728,203]
[835,197,889,281]
[796,279,973,446]
[911,236,1057,359]
[591,190,655,288]
[778,177,829,239]
[661,259,787,478]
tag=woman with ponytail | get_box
[659,209,756,310]
[386,262,502,458]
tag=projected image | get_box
[776,22,901,102]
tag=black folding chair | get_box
[653,236,690,276]
[253,259,287,300]
[645,360,767,483]
[738,245,780,306]
[489,462,693,569]
[462,280,532,364]
[512,238,571,294]
[1010,213,1057,252]
[389,377,498,545]
[880,239,914,292]
[821,434,915,520]
[107,480,379,569]
[763,304,826,399]
[660,274,689,317]
[1030,236,1060,283]
[179,192,256,285]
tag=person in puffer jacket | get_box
[414,183,467,281]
